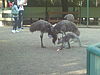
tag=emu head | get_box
[52,33,57,44]
[47,25,57,44]
[51,23,62,34]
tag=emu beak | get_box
[53,41,55,45]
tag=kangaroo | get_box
[57,32,81,51]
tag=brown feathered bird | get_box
[52,20,80,36]
[52,20,80,49]
[30,20,57,48]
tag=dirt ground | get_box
[0,26,100,75]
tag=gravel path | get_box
[0,26,100,75]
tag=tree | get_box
[61,0,83,12]
[2,0,5,8]
[61,0,68,12]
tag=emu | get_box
[64,14,74,22]
[52,20,80,49]
[52,20,80,36]
[30,20,57,48]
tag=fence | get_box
[0,9,13,26]
[1,7,100,25]
[87,43,100,75]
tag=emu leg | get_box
[40,32,46,48]
[67,41,71,48]
[59,44,64,50]
[61,32,66,49]
[61,32,67,49]
[77,37,82,47]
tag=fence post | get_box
[0,9,3,27]
[87,43,100,75]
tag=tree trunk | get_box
[45,0,48,20]
[61,0,68,12]
[61,0,68,17]
[2,0,5,8]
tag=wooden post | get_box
[45,0,48,20]
[87,0,89,27]
[2,0,7,8]
[0,10,3,27]
[4,0,7,8]
[0,0,3,26]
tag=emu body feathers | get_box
[53,20,80,36]
[30,20,52,32]
[30,19,80,48]
[30,20,57,48]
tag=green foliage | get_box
[27,0,61,7]
[69,0,83,7]
[26,0,97,7]
[7,0,14,2]
[27,0,83,7]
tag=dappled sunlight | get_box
[51,72,60,75]
[50,69,86,75]
[0,40,9,43]
[23,25,31,27]
[62,62,78,67]
[60,58,81,67]
[0,31,5,32]
[0,22,3,27]
[67,69,86,75]
[34,69,86,75]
